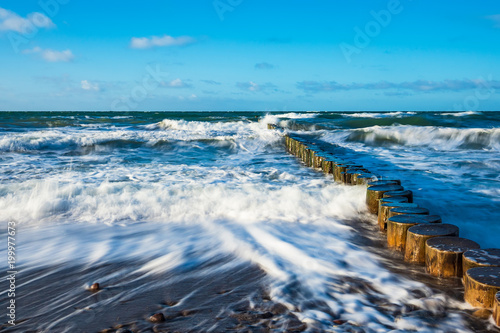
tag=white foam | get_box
[441,111,482,117]
[330,125,500,151]
[340,112,416,118]
[0,117,475,331]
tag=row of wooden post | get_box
[270,124,500,326]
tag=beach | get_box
[1,111,499,332]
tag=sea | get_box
[0,111,499,332]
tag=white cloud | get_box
[162,78,192,88]
[236,81,277,92]
[130,35,196,49]
[23,47,74,62]
[0,7,54,33]
[487,14,500,28]
[255,62,275,70]
[81,80,100,91]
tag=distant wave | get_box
[340,112,417,118]
[441,111,482,117]
[0,119,280,152]
[342,125,500,151]
[277,112,319,119]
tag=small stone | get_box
[89,283,100,292]
[148,313,165,323]
[116,329,133,333]
[333,319,346,325]
[472,308,492,319]
[260,311,273,319]
[180,309,194,317]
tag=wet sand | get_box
[1,219,499,332]
[0,257,305,333]
[345,215,500,333]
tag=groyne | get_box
[268,123,500,327]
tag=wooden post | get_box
[380,196,408,205]
[386,214,440,252]
[464,267,500,308]
[494,292,500,326]
[352,172,369,185]
[425,237,480,278]
[388,206,429,219]
[367,180,400,187]
[463,249,500,273]
[383,190,414,203]
[405,223,459,264]
[322,160,333,174]
[356,174,377,185]
[378,202,418,231]
[346,168,365,185]
[334,164,349,183]
[366,184,404,214]
[369,178,402,185]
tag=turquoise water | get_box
[0,111,499,332]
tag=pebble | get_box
[89,283,100,292]
[148,313,165,323]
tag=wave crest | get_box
[344,126,500,150]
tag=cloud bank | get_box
[236,81,277,92]
[297,79,500,93]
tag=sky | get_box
[0,0,499,111]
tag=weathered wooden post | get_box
[463,249,500,273]
[322,160,333,174]
[386,214,440,252]
[464,267,500,308]
[494,292,500,326]
[405,223,459,264]
[388,206,429,219]
[345,168,365,185]
[369,178,402,185]
[334,164,349,183]
[378,202,418,231]
[356,174,377,185]
[367,180,400,187]
[425,237,480,278]
[383,190,414,203]
[366,184,404,214]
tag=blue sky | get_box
[0,0,499,111]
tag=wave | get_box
[338,125,500,151]
[440,111,482,117]
[0,169,470,331]
[0,119,280,152]
[340,112,417,118]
